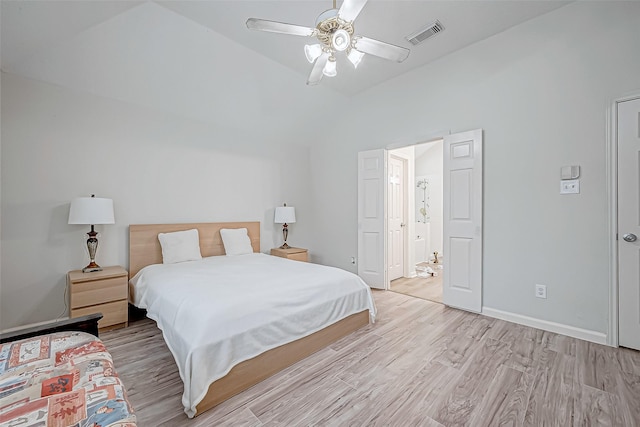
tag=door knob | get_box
[400,223,406,227]
[623,233,638,242]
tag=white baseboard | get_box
[482,307,608,345]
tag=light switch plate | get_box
[561,165,580,180]
[560,179,580,194]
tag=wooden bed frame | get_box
[128,222,370,416]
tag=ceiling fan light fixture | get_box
[304,44,323,63]
[247,0,411,85]
[332,29,351,51]
[347,48,365,68]
[322,56,337,77]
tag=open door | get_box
[388,154,406,281]
[442,129,483,312]
[618,98,640,350]
[358,149,387,289]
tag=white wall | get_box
[309,1,640,336]
[0,1,346,329]
[0,73,314,329]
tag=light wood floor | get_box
[391,262,443,303]
[101,291,640,426]
[391,273,443,303]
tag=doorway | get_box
[357,129,483,312]
[388,141,444,304]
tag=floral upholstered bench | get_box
[0,314,136,427]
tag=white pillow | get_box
[158,229,202,264]
[220,228,253,256]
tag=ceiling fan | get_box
[246,0,410,85]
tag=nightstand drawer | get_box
[70,276,128,309]
[270,247,308,262]
[71,300,128,329]
[287,251,308,262]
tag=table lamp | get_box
[68,194,115,272]
[274,204,296,249]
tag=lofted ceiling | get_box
[1,0,570,96]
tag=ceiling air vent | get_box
[405,20,444,46]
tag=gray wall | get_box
[1,2,347,329]
[0,73,319,328]
[309,1,640,335]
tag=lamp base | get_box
[279,223,290,250]
[82,262,102,273]
[83,226,102,273]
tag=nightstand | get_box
[270,247,308,262]
[68,266,128,331]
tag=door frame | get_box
[381,130,483,311]
[607,92,640,347]
[385,133,448,287]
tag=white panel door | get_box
[358,149,387,289]
[442,129,483,312]
[388,155,405,281]
[618,98,640,350]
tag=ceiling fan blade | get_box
[246,18,315,37]
[307,53,329,85]
[338,0,368,23]
[353,36,410,63]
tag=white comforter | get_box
[129,253,376,417]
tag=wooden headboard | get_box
[129,222,260,277]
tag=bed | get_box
[0,314,137,426]
[128,222,375,418]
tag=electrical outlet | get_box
[560,179,580,194]
[535,284,547,299]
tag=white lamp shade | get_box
[274,206,296,224]
[322,57,337,77]
[68,197,115,225]
[348,49,365,68]
[304,44,323,63]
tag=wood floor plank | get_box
[485,318,539,344]
[207,408,262,427]
[504,335,558,377]
[431,333,480,369]
[467,365,534,427]
[576,340,623,394]
[615,370,640,423]
[249,374,355,425]
[368,361,460,427]
[449,312,495,342]
[617,346,640,375]
[547,330,578,356]
[430,338,512,425]
[573,384,634,426]
[99,291,640,426]
[523,353,576,426]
